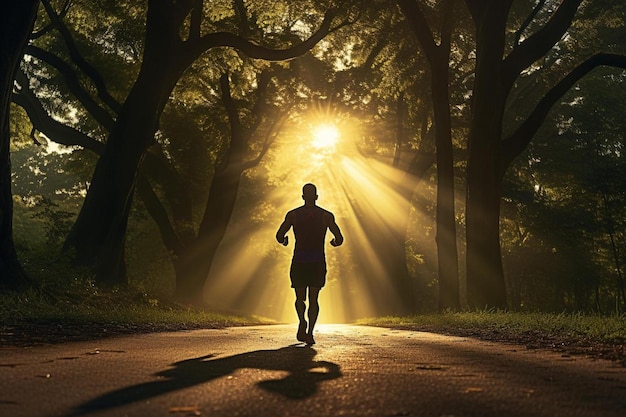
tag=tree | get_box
[397,0,461,310]
[501,67,626,312]
[0,0,39,290]
[17,1,357,303]
[463,0,626,308]
[142,63,290,302]
[30,0,341,286]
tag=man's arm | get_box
[328,213,343,247]
[276,212,293,246]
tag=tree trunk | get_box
[464,2,510,309]
[396,0,460,311]
[465,162,507,308]
[63,0,188,285]
[174,160,245,302]
[64,64,178,285]
[432,57,460,311]
[0,0,39,290]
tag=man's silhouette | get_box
[276,183,343,345]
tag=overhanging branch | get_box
[13,71,105,154]
[500,53,626,171]
[25,45,116,130]
[513,0,546,46]
[40,0,122,114]
[503,0,584,90]
[190,8,337,61]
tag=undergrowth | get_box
[0,282,270,329]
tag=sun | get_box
[311,123,340,149]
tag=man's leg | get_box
[307,287,320,344]
[294,287,307,341]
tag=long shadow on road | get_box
[71,344,341,415]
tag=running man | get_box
[276,183,344,345]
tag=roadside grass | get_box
[0,286,272,346]
[357,311,626,345]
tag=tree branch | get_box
[249,70,273,131]
[503,0,583,89]
[233,0,251,36]
[15,68,187,255]
[25,45,116,130]
[135,174,185,255]
[219,73,240,134]
[364,39,387,69]
[13,71,105,154]
[31,0,71,39]
[189,0,203,40]
[500,53,626,171]
[242,112,287,171]
[396,0,437,64]
[29,127,42,146]
[190,8,337,61]
[514,0,546,46]
[140,147,194,231]
[40,0,122,114]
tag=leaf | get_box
[169,406,201,416]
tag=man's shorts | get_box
[290,261,327,288]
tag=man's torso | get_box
[289,205,330,262]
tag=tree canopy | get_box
[2,0,625,318]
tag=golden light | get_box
[311,123,340,150]
[201,109,434,325]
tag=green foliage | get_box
[30,196,75,245]
[502,66,626,313]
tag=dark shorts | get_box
[290,261,327,288]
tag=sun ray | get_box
[202,111,432,323]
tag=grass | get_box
[3,282,624,353]
[0,284,272,346]
[357,311,626,345]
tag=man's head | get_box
[302,183,318,203]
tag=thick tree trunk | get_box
[0,0,39,290]
[64,65,177,285]
[464,2,510,309]
[466,161,507,308]
[62,0,192,285]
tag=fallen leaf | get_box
[169,406,201,415]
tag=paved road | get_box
[1,324,624,417]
